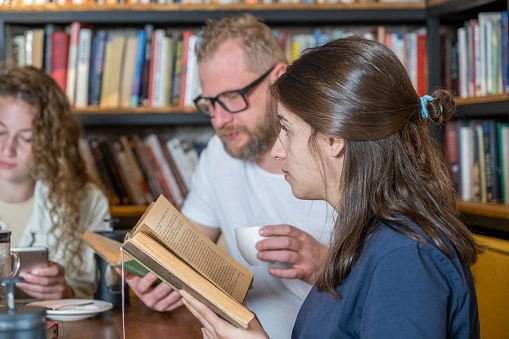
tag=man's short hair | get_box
[196,14,288,74]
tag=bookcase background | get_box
[430,0,509,239]
[0,1,508,234]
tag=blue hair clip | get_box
[420,95,433,118]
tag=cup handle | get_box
[10,251,20,277]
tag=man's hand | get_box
[255,224,328,284]
[16,261,74,300]
[117,269,183,312]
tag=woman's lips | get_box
[0,161,15,169]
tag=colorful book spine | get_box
[50,31,70,93]
[131,29,146,107]
[88,30,107,106]
[66,21,81,106]
[139,24,154,107]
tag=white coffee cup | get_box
[235,226,292,269]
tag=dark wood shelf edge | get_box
[0,7,427,24]
[77,113,211,126]
[457,200,509,220]
[455,100,509,118]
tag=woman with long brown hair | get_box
[181,36,481,338]
[0,65,110,299]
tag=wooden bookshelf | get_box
[457,200,509,220]
[110,205,148,218]
[0,3,427,25]
[72,106,198,115]
[111,200,509,221]
[454,94,509,106]
[454,94,509,118]
[0,3,426,12]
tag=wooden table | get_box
[53,296,203,339]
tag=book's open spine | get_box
[121,234,253,329]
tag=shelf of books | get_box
[438,1,509,232]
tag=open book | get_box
[81,231,150,278]
[120,195,254,329]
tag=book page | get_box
[122,232,254,328]
[133,195,252,303]
[82,230,124,265]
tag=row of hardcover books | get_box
[10,23,203,109]
[9,23,429,108]
[282,25,428,96]
[2,0,423,5]
[444,119,509,204]
[79,134,208,206]
[455,11,509,98]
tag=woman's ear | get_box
[326,136,345,158]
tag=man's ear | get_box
[326,136,345,158]
[270,63,287,82]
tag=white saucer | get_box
[26,299,113,321]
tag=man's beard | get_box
[217,118,276,161]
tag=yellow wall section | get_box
[471,234,509,339]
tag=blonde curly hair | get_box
[0,65,95,274]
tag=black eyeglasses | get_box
[193,66,275,118]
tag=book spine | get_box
[75,27,92,108]
[25,30,33,66]
[148,29,158,107]
[184,34,201,107]
[88,139,121,206]
[499,124,509,204]
[44,24,55,74]
[416,31,427,97]
[131,29,146,107]
[31,29,45,70]
[50,31,70,92]
[119,34,138,108]
[458,121,473,200]
[111,139,146,205]
[144,140,177,205]
[66,21,81,106]
[170,32,183,106]
[159,135,188,198]
[100,34,125,108]
[132,135,164,199]
[166,138,192,190]
[88,30,107,106]
[502,12,508,93]
[146,134,183,205]
[120,135,153,204]
[485,120,501,202]
[100,140,131,205]
[178,30,192,107]
[139,24,154,107]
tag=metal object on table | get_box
[0,276,46,339]
[93,228,130,308]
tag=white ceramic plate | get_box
[26,299,113,321]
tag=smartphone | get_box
[11,247,49,300]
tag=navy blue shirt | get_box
[292,220,480,339]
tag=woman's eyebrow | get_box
[277,114,289,123]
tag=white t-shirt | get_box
[181,135,335,338]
